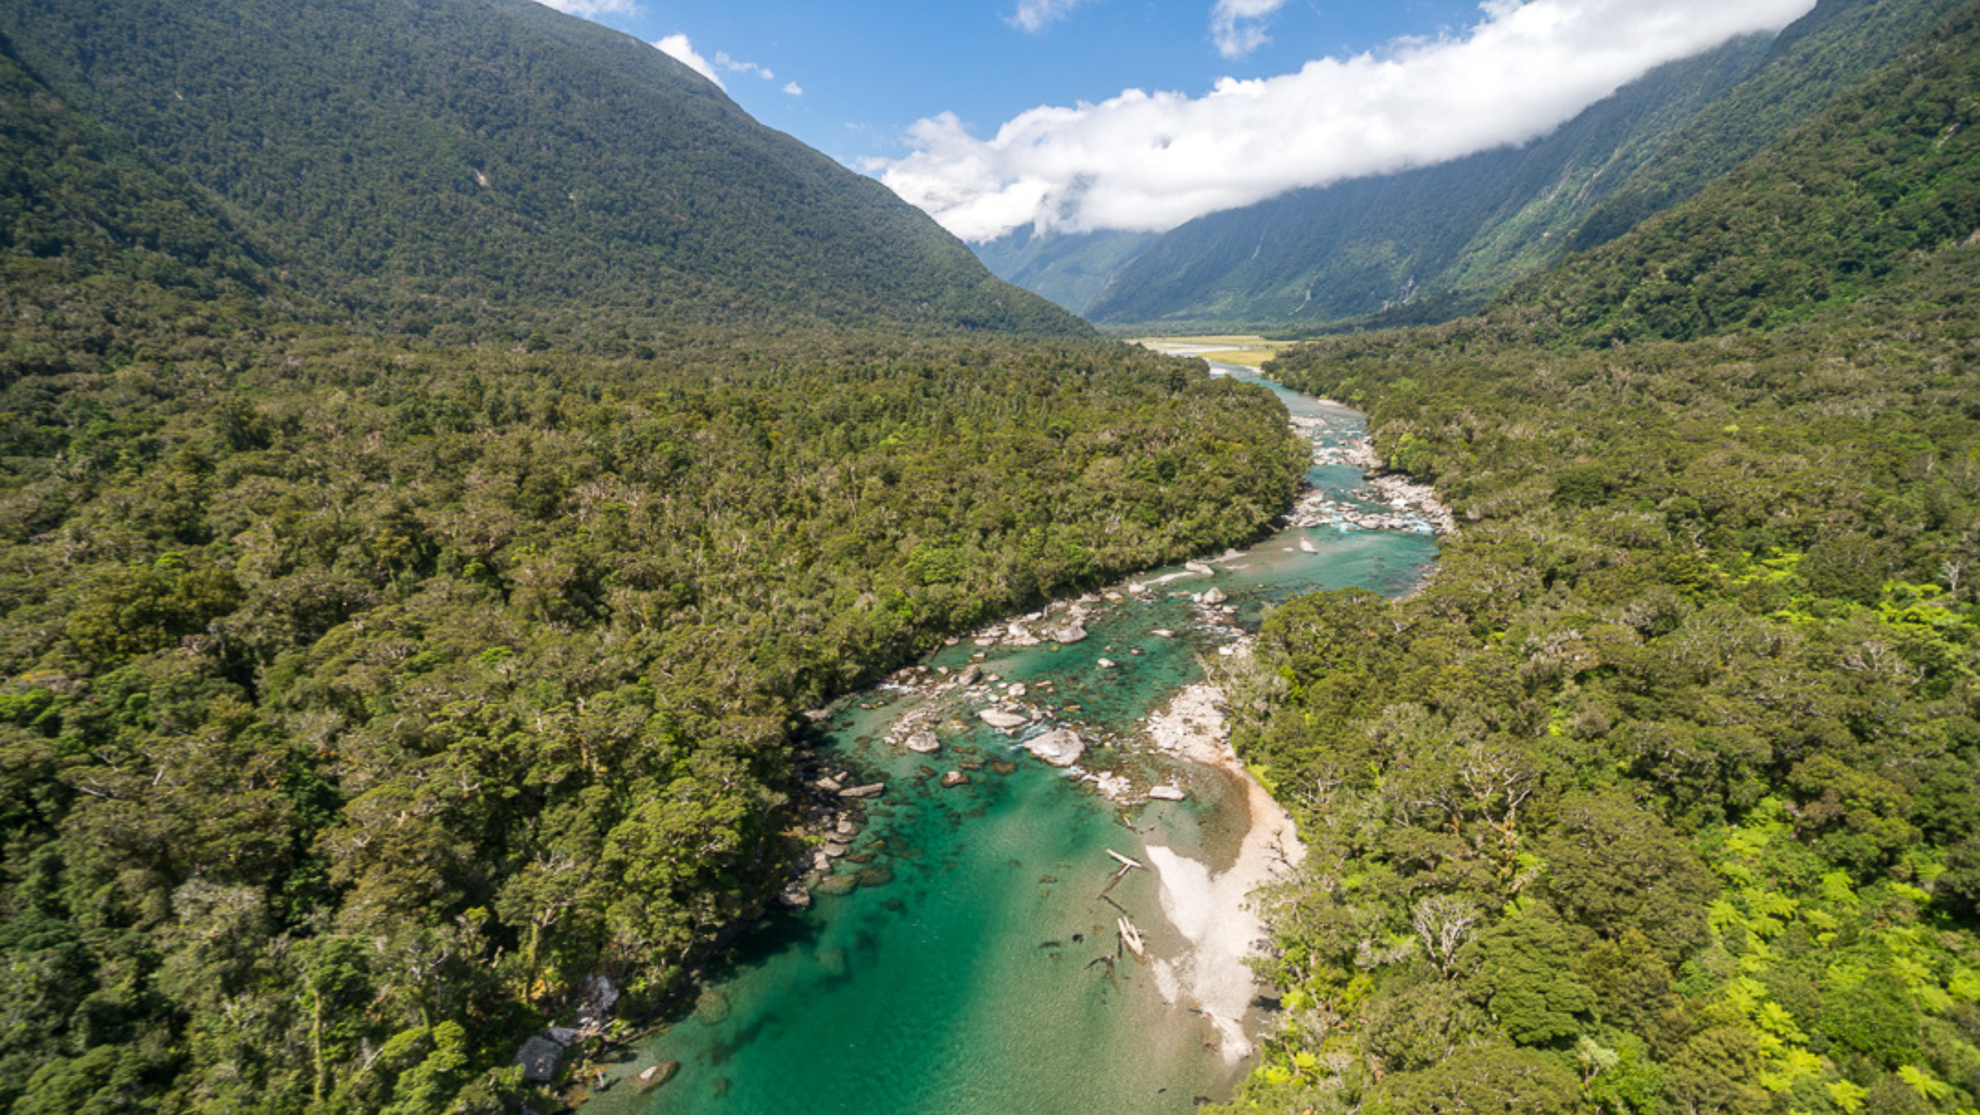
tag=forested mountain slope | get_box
[1002,0,1960,332]
[1212,5,1980,1113]
[1081,33,1772,328]
[0,0,1083,341]
[1494,0,1980,345]
[0,7,1309,1114]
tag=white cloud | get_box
[1011,0,1097,33]
[882,0,1818,242]
[715,51,775,80]
[654,34,724,90]
[1211,0,1292,60]
[533,0,637,16]
[784,82,805,96]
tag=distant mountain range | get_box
[0,0,1086,342]
[975,0,1966,332]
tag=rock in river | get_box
[941,770,970,788]
[815,874,859,897]
[979,709,1029,730]
[904,730,940,754]
[635,1060,680,1092]
[1147,784,1188,802]
[1023,729,1085,767]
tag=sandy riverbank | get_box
[1139,681,1306,1063]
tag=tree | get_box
[1461,902,1598,1045]
[1383,1045,1582,1114]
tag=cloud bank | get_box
[882,0,1817,242]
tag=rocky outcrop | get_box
[515,1036,563,1083]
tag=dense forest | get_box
[0,2,1309,1112]
[1212,5,1980,1112]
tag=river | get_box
[587,354,1439,1114]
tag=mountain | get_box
[980,0,1962,332]
[971,226,1161,318]
[1080,33,1772,328]
[1565,0,1970,253]
[1494,0,1980,345]
[0,0,1086,341]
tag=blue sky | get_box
[540,0,1817,240]
[549,0,1485,159]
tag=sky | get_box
[536,0,1818,242]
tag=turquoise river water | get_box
[589,359,1439,1114]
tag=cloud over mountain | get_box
[882,0,1816,241]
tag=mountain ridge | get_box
[0,0,1086,342]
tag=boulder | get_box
[635,1061,680,1092]
[1024,729,1086,767]
[838,783,886,799]
[979,709,1029,730]
[693,989,731,1025]
[941,770,969,788]
[957,664,983,687]
[1097,658,1117,669]
[815,874,859,896]
[1148,784,1188,802]
[1202,587,1228,605]
[903,731,940,754]
[1051,623,1089,644]
[1186,561,1215,575]
[515,1036,563,1083]
[779,880,813,908]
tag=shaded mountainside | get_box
[0,0,1085,341]
[0,6,1310,1115]
[984,0,1960,333]
[971,225,1161,317]
[1209,5,1980,1113]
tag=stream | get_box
[588,355,1440,1114]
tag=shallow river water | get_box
[591,359,1439,1114]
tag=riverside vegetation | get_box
[1211,6,1980,1113]
[0,2,1308,1112]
